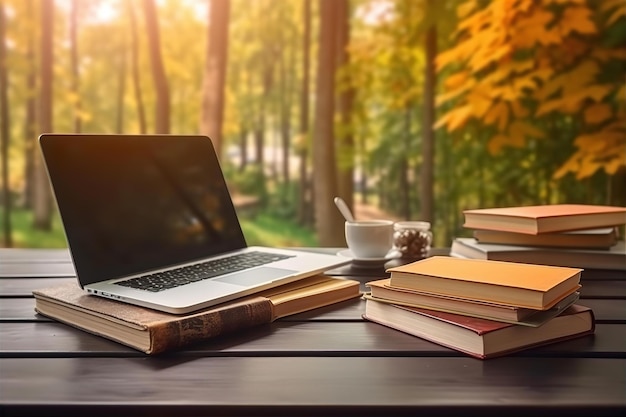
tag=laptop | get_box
[39,134,350,314]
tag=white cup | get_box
[345,220,394,259]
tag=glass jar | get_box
[393,221,433,260]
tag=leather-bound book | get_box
[33,275,360,354]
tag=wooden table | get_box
[1,248,625,417]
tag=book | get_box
[364,278,580,326]
[32,275,361,354]
[463,204,626,234]
[451,237,626,271]
[387,256,582,310]
[363,299,595,359]
[473,227,619,249]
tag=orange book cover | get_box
[463,204,626,234]
[387,256,582,310]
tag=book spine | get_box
[149,297,274,354]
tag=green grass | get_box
[240,213,318,247]
[1,207,317,249]
[1,207,68,248]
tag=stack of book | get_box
[33,274,361,354]
[363,256,595,359]
[450,204,626,271]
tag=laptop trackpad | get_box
[215,267,297,287]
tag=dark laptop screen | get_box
[40,134,247,286]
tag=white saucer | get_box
[337,249,400,263]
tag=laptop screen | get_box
[40,134,248,286]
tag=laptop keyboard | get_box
[115,251,293,292]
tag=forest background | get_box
[1,0,625,250]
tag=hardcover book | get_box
[472,227,619,249]
[463,204,626,235]
[33,275,361,354]
[387,256,582,310]
[364,278,579,326]
[363,299,595,359]
[451,237,626,271]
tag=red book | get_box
[363,300,595,359]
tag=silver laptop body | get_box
[39,134,349,314]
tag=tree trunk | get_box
[279,47,291,186]
[33,0,54,231]
[115,33,127,134]
[297,0,312,226]
[128,0,146,133]
[69,0,81,133]
[142,0,170,134]
[420,22,436,223]
[313,0,343,246]
[200,0,230,157]
[335,0,355,212]
[23,0,36,209]
[0,0,12,246]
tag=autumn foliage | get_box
[435,0,626,180]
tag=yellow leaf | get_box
[534,75,564,101]
[510,120,546,139]
[484,101,506,126]
[553,155,580,179]
[467,89,492,118]
[536,99,563,117]
[436,78,476,107]
[559,6,596,37]
[447,105,473,131]
[606,155,626,175]
[457,0,477,19]
[607,4,626,25]
[497,101,510,132]
[576,156,603,179]
[568,84,613,103]
[444,71,469,90]
[436,46,467,71]
[513,77,538,94]
[487,134,509,155]
[507,124,526,147]
[584,103,613,125]
[511,101,529,118]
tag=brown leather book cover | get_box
[33,275,360,354]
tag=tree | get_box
[0,0,12,246]
[313,0,343,246]
[128,0,147,134]
[436,0,626,188]
[420,1,437,224]
[200,0,230,157]
[335,0,355,213]
[297,0,313,226]
[32,0,54,231]
[69,0,82,133]
[142,0,169,134]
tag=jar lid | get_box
[394,221,431,231]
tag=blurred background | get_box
[1,0,625,249]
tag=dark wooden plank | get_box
[4,274,626,298]
[1,357,624,417]
[580,280,626,298]
[0,248,71,263]
[0,262,76,278]
[0,277,76,297]
[1,321,623,358]
[3,297,625,323]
